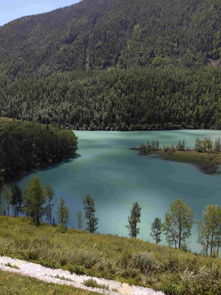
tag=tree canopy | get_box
[0,0,221,130]
[0,120,78,180]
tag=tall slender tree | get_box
[77,211,83,229]
[11,184,23,217]
[151,217,162,244]
[127,202,141,238]
[57,198,69,231]
[163,199,193,249]
[83,195,98,233]
[23,177,46,225]
[45,185,55,225]
[198,205,221,256]
[2,185,11,216]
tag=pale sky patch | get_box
[0,0,80,26]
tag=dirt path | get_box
[0,256,165,295]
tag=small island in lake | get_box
[132,137,221,174]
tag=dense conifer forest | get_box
[0,0,221,129]
[0,120,78,180]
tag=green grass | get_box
[84,279,109,290]
[157,150,221,165]
[5,262,19,269]
[152,150,220,174]
[1,217,221,295]
[0,270,98,295]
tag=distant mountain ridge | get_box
[0,0,220,78]
[0,0,221,130]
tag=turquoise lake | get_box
[16,130,221,252]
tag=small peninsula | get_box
[132,137,221,174]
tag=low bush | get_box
[131,252,160,274]
[84,279,109,290]
[0,270,98,295]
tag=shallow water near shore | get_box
[16,130,221,252]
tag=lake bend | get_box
[16,130,221,252]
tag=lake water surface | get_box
[17,130,221,252]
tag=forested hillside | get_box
[0,0,220,76]
[1,67,221,130]
[0,0,221,129]
[0,120,77,180]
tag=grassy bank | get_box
[1,217,221,295]
[0,117,15,122]
[0,270,97,295]
[132,147,221,174]
[157,150,221,167]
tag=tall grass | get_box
[0,270,98,295]
[1,216,221,294]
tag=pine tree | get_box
[83,195,98,233]
[77,211,83,229]
[57,198,69,231]
[127,202,141,238]
[11,184,23,217]
[23,177,46,225]
[45,185,55,225]
[151,217,162,244]
[2,185,11,216]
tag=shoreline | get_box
[130,148,221,174]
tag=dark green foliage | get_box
[0,0,221,130]
[139,139,160,154]
[200,154,219,174]
[57,198,69,231]
[176,140,186,151]
[0,0,221,76]
[195,137,213,153]
[131,252,160,274]
[83,195,98,233]
[45,185,55,225]
[1,185,11,216]
[127,202,141,238]
[138,137,221,174]
[198,205,221,257]
[1,66,221,130]
[23,177,47,225]
[84,279,109,290]
[163,199,193,249]
[151,217,162,244]
[0,120,78,180]
[11,184,23,217]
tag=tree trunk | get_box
[217,238,220,257]
[178,221,182,249]
[210,233,214,256]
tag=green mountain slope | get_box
[0,0,221,130]
[0,0,221,77]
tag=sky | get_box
[0,0,80,26]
